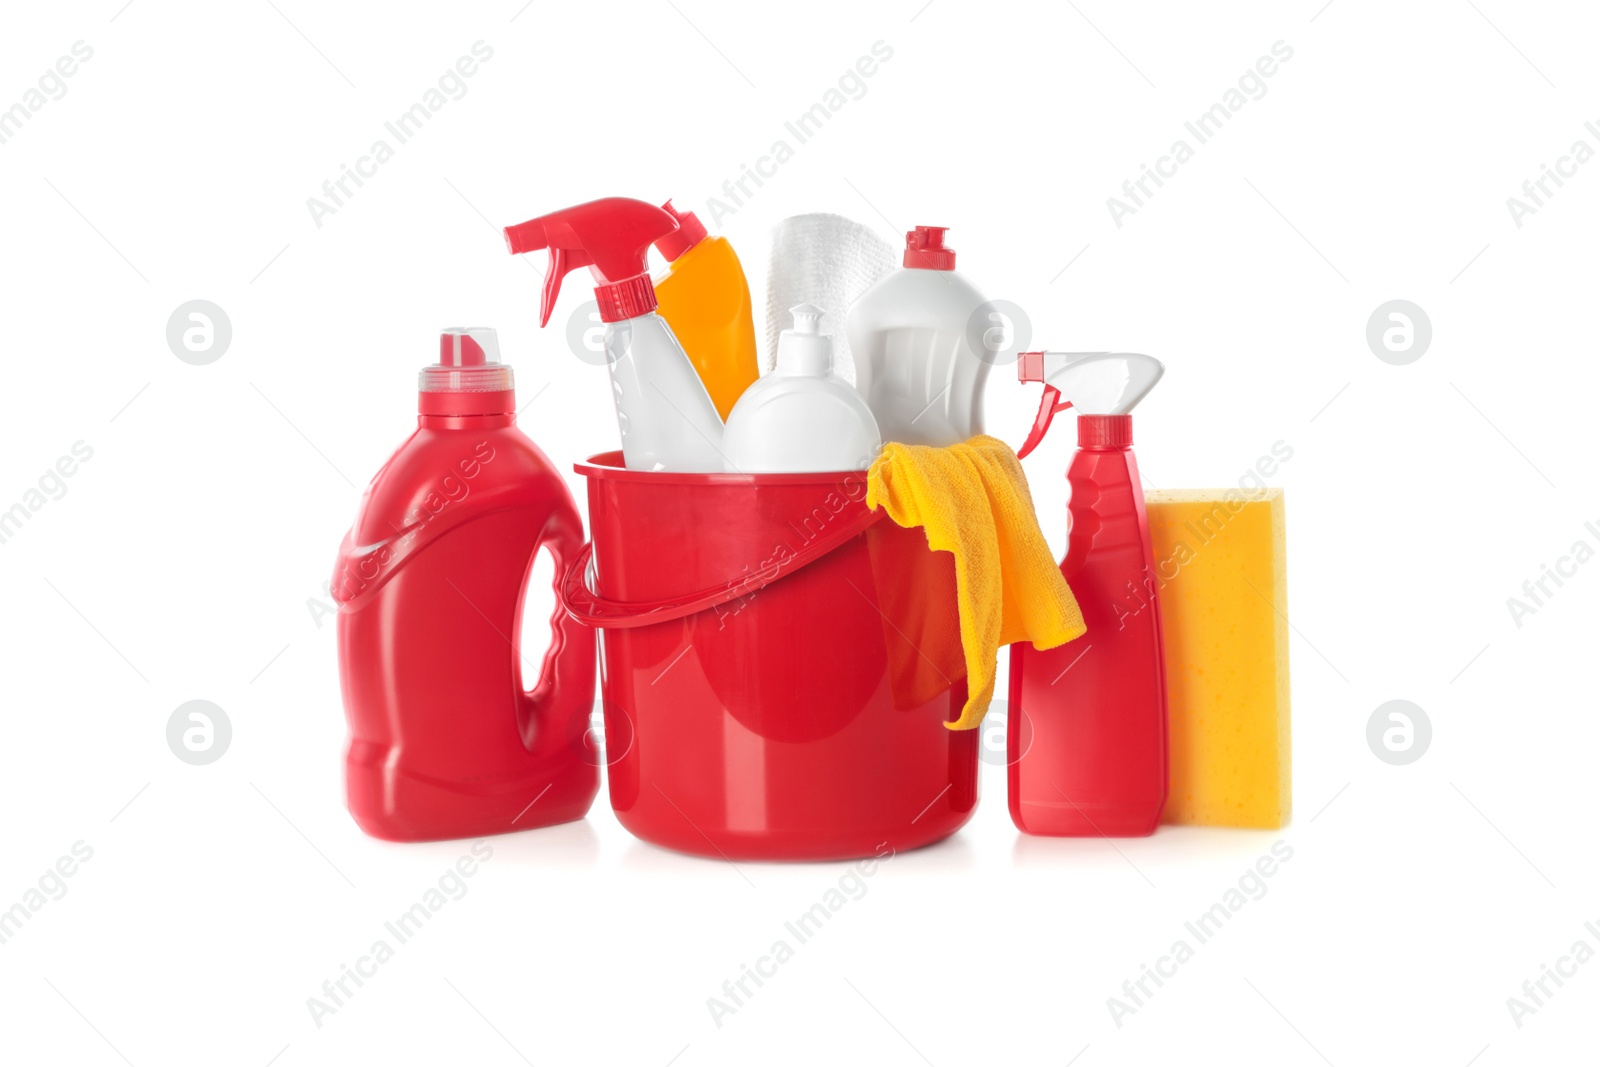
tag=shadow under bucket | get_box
[563,452,978,861]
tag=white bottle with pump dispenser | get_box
[846,225,991,447]
[722,304,881,473]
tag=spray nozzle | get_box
[504,197,679,327]
[1015,351,1165,459]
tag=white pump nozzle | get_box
[776,303,833,376]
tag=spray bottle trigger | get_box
[506,199,679,328]
[538,247,593,327]
[1017,385,1072,460]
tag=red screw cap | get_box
[655,200,708,261]
[595,275,659,323]
[903,225,956,270]
[1078,414,1133,449]
[419,328,514,415]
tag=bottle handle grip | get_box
[518,513,597,757]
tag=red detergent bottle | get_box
[1009,351,1169,837]
[333,328,597,841]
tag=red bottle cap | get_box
[1078,414,1132,449]
[419,328,515,416]
[655,200,708,261]
[594,275,659,323]
[903,225,955,270]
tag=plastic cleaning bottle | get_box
[1008,351,1169,837]
[505,197,725,472]
[652,200,759,421]
[845,225,991,446]
[333,328,597,841]
[722,304,881,473]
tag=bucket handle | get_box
[561,504,884,630]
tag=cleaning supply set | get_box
[333,197,1293,856]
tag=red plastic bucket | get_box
[563,452,977,861]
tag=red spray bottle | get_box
[1009,351,1169,836]
[333,328,597,841]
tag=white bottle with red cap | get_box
[845,225,991,447]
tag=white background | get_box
[2,1,1596,1064]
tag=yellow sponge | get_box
[1144,489,1290,828]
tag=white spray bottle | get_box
[505,197,726,472]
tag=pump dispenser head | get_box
[776,303,833,376]
[1015,351,1164,458]
[903,225,956,270]
[504,197,679,326]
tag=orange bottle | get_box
[652,201,759,420]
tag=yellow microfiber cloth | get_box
[866,434,1087,730]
